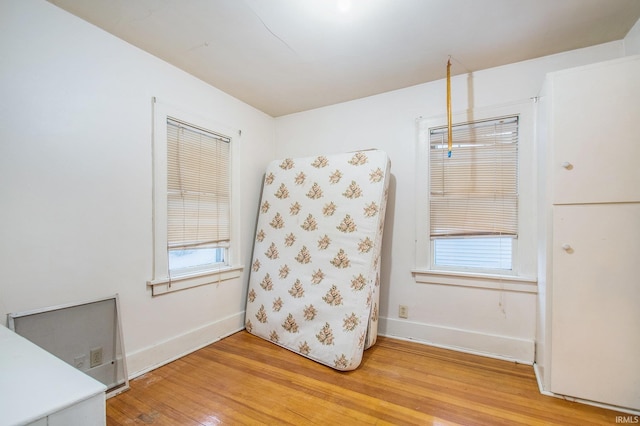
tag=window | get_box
[166,118,230,275]
[414,102,537,290]
[149,99,242,295]
[429,116,518,272]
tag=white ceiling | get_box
[48,0,640,117]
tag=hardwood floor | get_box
[107,331,624,425]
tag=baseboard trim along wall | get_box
[126,311,245,378]
[379,317,535,365]
[533,364,640,416]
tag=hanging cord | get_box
[445,55,474,158]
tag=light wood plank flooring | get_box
[107,331,625,425]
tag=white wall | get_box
[1,0,635,376]
[624,17,640,55]
[0,0,275,376]
[275,41,624,362]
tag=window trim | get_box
[413,101,537,289]
[148,265,243,296]
[148,98,243,295]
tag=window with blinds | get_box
[166,118,230,274]
[429,116,518,271]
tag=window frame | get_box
[413,101,537,292]
[148,98,242,295]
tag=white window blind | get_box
[429,116,518,271]
[430,116,518,238]
[167,118,230,250]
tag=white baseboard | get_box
[126,311,245,378]
[533,363,640,416]
[379,317,534,364]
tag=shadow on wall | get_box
[466,72,475,123]
[378,173,396,318]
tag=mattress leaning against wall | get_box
[245,150,391,371]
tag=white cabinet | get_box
[551,204,640,409]
[549,56,640,205]
[537,55,640,412]
[0,325,106,425]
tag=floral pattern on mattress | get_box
[245,150,390,371]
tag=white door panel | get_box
[551,203,640,409]
[551,57,640,204]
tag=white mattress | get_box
[245,150,390,370]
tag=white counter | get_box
[0,325,107,426]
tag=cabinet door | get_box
[47,394,105,426]
[550,203,640,409]
[551,57,640,204]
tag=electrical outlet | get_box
[74,355,86,369]
[399,305,409,319]
[90,347,103,368]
